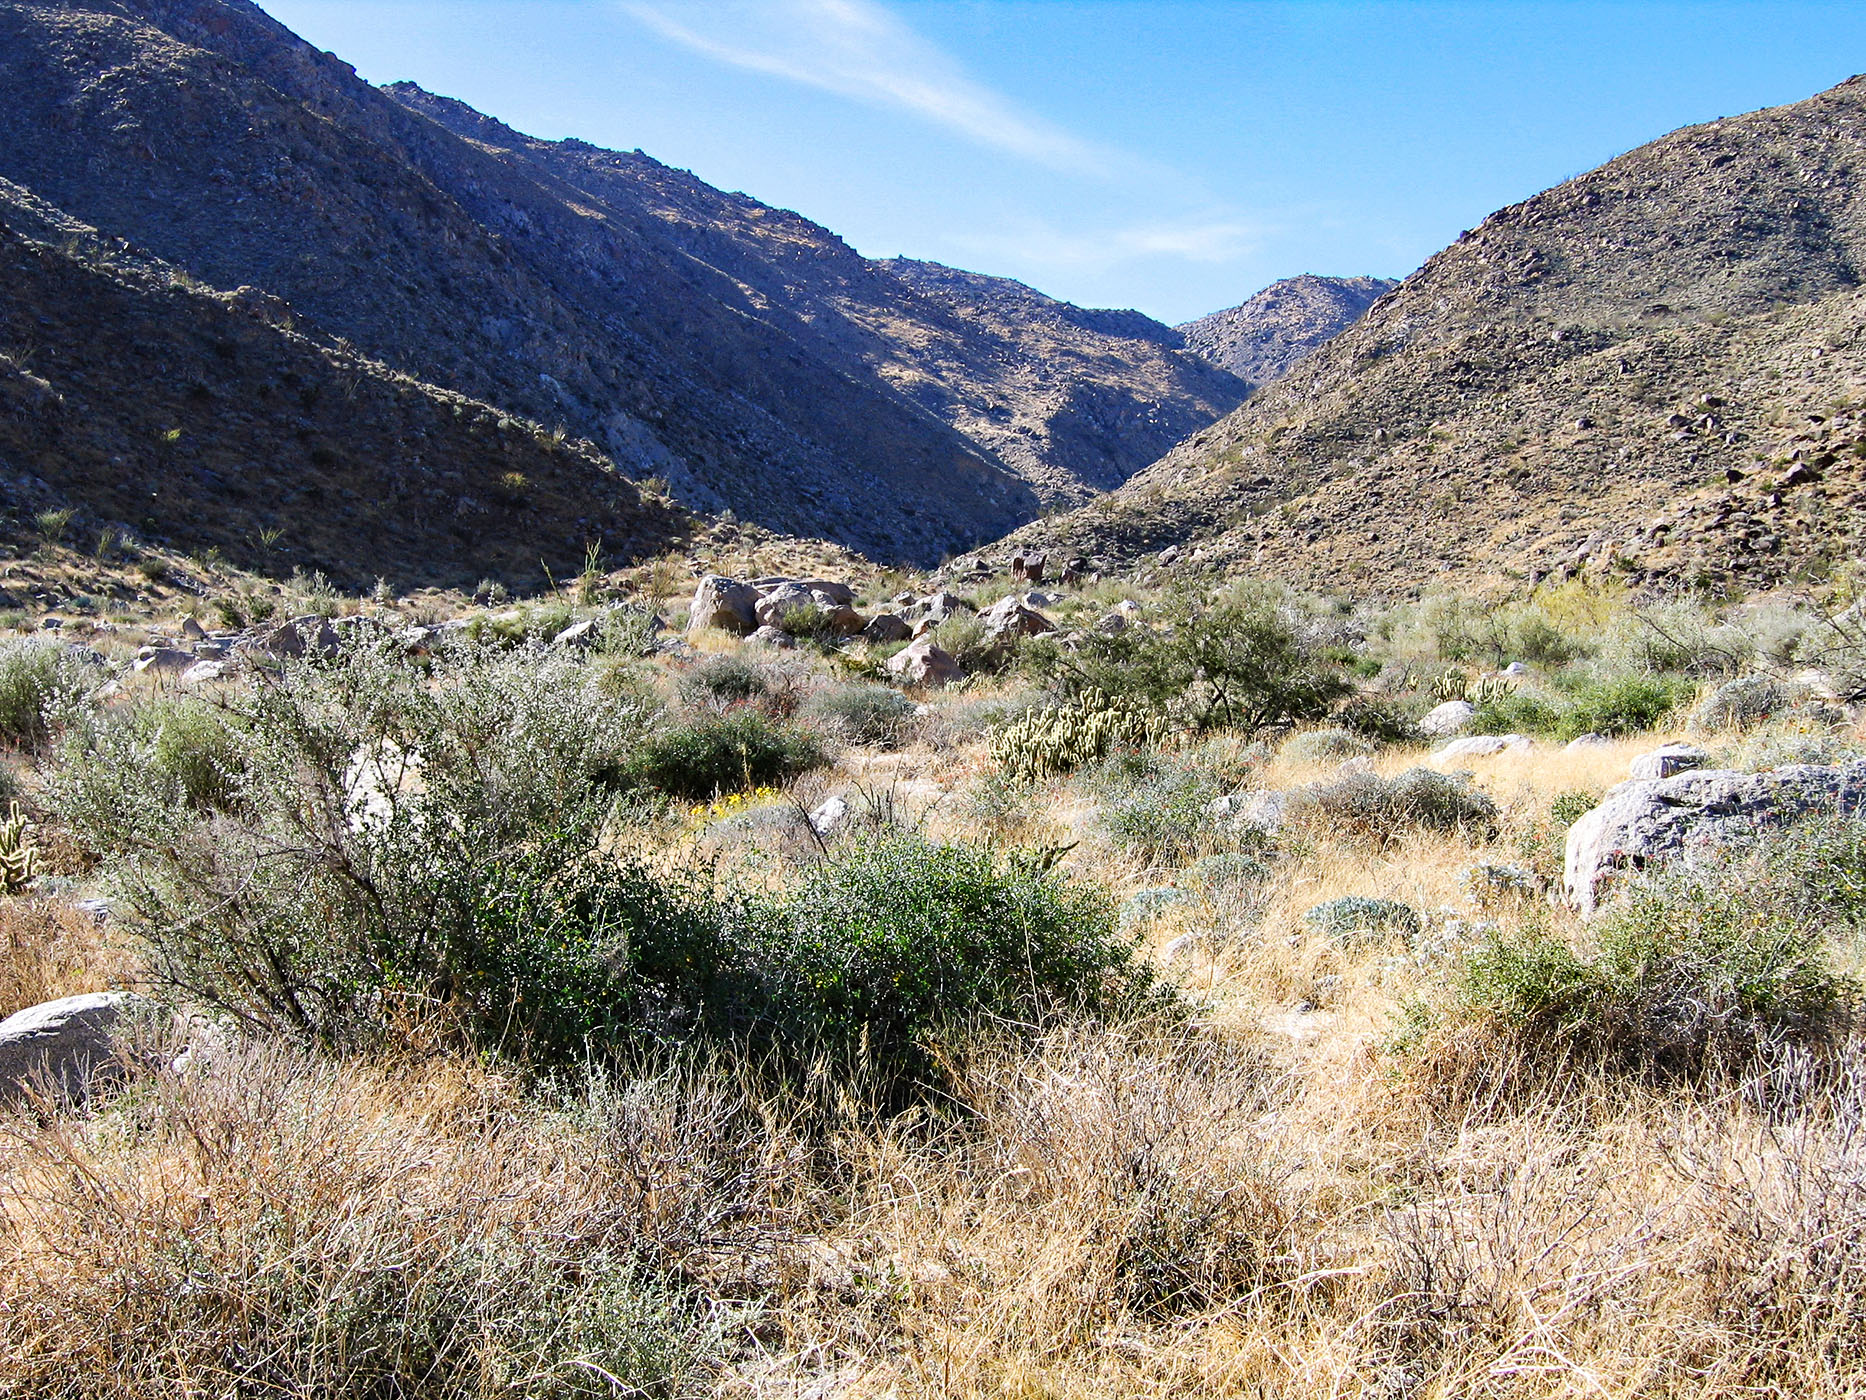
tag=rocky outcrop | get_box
[688,577,760,635]
[885,637,962,688]
[1178,275,1396,394]
[1628,743,1711,780]
[1563,760,1866,914]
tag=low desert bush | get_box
[802,682,915,746]
[677,652,768,708]
[1279,727,1371,762]
[1102,766,1227,864]
[620,709,823,798]
[1459,824,1862,1070]
[0,639,93,748]
[1287,766,1499,844]
[1303,894,1420,946]
[1693,674,1793,732]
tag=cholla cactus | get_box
[1430,669,1516,705]
[0,801,39,894]
[989,689,1168,781]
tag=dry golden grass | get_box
[0,899,128,1018]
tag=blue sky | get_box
[258,1,1866,324]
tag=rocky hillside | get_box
[0,0,1244,566]
[1177,275,1396,393]
[0,177,680,591]
[978,77,1866,596]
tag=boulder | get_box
[551,618,602,650]
[977,595,1055,642]
[1563,759,1866,915]
[1565,733,1611,751]
[797,579,856,606]
[1010,551,1047,584]
[885,637,961,687]
[687,575,759,635]
[1435,733,1533,759]
[912,591,975,629]
[809,795,849,837]
[1419,700,1477,737]
[254,615,341,659]
[1092,611,1128,635]
[747,625,795,649]
[179,660,228,685]
[862,613,912,644]
[132,647,197,675]
[0,991,146,1101]
[1628,743,1711,781]
[180,616,208,641]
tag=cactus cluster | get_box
[1430,669,1516,704]
[0,801,39,894]
[989,690,1168,781]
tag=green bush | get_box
[1030,596,1351,733]
[1460,824,1862,1068]
[678,654,768,708]
[803,683,916,746]
[990,690,1167,782]
[1103,767,1226,864]
[1692,675,1791,732]
[1469,691,1563,736]
[1304,896,1420,946]
[0,640,93,748]
[1280,728,1371,762]
[620,710,823,799]
[1333,694,1418,744]
[1555,675,1693,740]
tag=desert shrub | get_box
[1031,596,1351,733]
[1103,767,1226,864]
[1554,675,1694,740]
[1599,602,1755,678]
[140,699,247,811]
[757,834,1152,1086]
[52,644,654,1048]
[1726,729,1866,772]
[1288,766,1498,843]
[1693,675,1793,732]
[1120,886,1189,929]
[1188,851,1271,893]
[1333,693,1418,744]
[678,653,768,708]
[1303,895,1420,946]
[1279,727,1371,762]
[621,710,823,799]
[803,682,915,746]
[1460,824,1863,1069]
[928,613,999,671]
[1469,690,1563,736]
[0,640,93,748]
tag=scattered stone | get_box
[885,636,961,687]
[1419,700,1477,737]
[254,614,341,658]
[1563,759,1866,915]
[551,618,601,649]
[862,613,912,643]
[1091,611,1128,635]
[1435,733,1533,759]
[1565,733,1612,750]
[746,625,795,649]
[1010,551,1047,583]
[180,616,208,641]
[687,575,759,635]
[1628,743,1711,780]
[0,992,147,1102]
[976,595,1055,642]
[809,795,849,837]
[132,647,198,675]
[179,660,227,685]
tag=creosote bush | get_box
[801,682,915,746]
[620,708,823,799]
[1287,766,1499,844]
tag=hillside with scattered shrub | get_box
[981,75,1866,595]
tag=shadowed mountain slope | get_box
[974,77,1866,596]
[0,0,1245,565]
[0,176,681,590]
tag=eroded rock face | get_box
[862,613,912,644]
[1563,759,1866,915]
[688,575,759,635]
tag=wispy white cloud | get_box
[617,0,1116,176]
[951,214,1269,275]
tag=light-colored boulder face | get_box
[1419,700,1477,737]
[1434,733,1534,759]
[1563,759,1866,915]
[747,625,795,649]
[913,592,976,629]
[796,580,856,606]
[0,991,144,1100]
[977,595,1056,642]
[132,647,197,675]
[1628,743,1712,780]
[754,585,865,635]
[1565,733,1611,750]
[885,636,962,687]
[688,575,760,634]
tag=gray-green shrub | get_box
[0,640,93,748]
